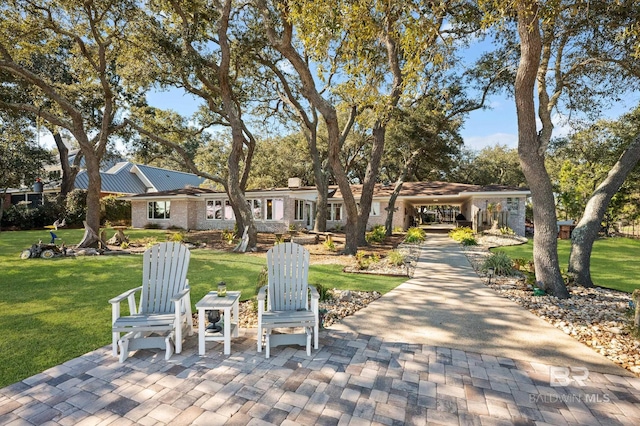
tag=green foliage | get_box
[366,225,386,243]
[0,229,405,387]
[65,189,88,226]
[500,227,515,235]
[482,252,513,276]
[143,223,162,229]
[392,226,404,233]
[355,251,380,270]
[512,257,530,271]
[167,231,184,242]
[0,119,54,193]
[449,227,476,245]
[450,145,525,187]
[222,229,236,244]
[387,250,405,266]
[404,227,426,243]
[100,196,131,225]
[313,283,334,302]
[324,239,336,251]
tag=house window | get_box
[224,200,235,220]
[507,198,519,215]
[206,200,222,220]
[247,199,262,219]
[327,203,342,221]
[266,198,284,220]
[206,199,234,220]
[356,202,381,216]
[148,201,170,220]
[294,200,305,220]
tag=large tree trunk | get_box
[218,0,257,250]
[385,150,420,236]
[77,153,103,248]
[257,4,360,253]
[51,130,80,204]
[309,128,329,232]
[515,1,568,298]
[569,134,640,286]
[313,168,329,232]
[357,122,386,246]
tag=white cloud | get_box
[463,132,518,151]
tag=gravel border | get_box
[461,234,640,376]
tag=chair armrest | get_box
[309,285,320,300]
[171,287,190,302]
[109,286,142,305]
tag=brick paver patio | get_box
[2,329,640,425]
[2,237,640,425]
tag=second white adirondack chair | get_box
[257,242,319,358]
[109,242,193,362]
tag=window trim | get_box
[148,200,171,220]
[265,198,284,221]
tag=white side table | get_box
[196,291,240,355]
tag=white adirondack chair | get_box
[109,242,193,362]
[257,242,319,358]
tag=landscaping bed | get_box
[461,234,640,376]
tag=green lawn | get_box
[0,228,405,387]
[492,237,640,294]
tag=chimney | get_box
[288,177,301,188]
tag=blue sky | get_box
[144,87,640,153]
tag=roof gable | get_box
[75,162,205,195]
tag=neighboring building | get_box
[123,180,531,236]
[4,161,205,207]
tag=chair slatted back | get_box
[140,242,191,314]
[266,242,310,311]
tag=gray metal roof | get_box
[74,162,204,195]
[134,164,205,192]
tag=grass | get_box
[492,237,640,294]
[0,228,405,388]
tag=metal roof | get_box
[74,162,205,195]
[134,164,205,192]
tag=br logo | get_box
[550,366,589,387]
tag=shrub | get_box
[144,223,162,229]
[500,226,515,235]
[460,236,478,246]
[404,227,426,243]
[482,251,513,275]
[101,195,131,225]
[222,229,236,244]
[65,189,88,226]
[324,239,336,252]
[355,251,379,270]
[366,225,386,243]
[449,226,474,242]
[167,231,185,242]
[313,282,334,302]
[387,250,405,266]
[512,257,529,271]
[392,226,404,233]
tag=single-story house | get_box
[122,179,531,236]
[4,161,205,207]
